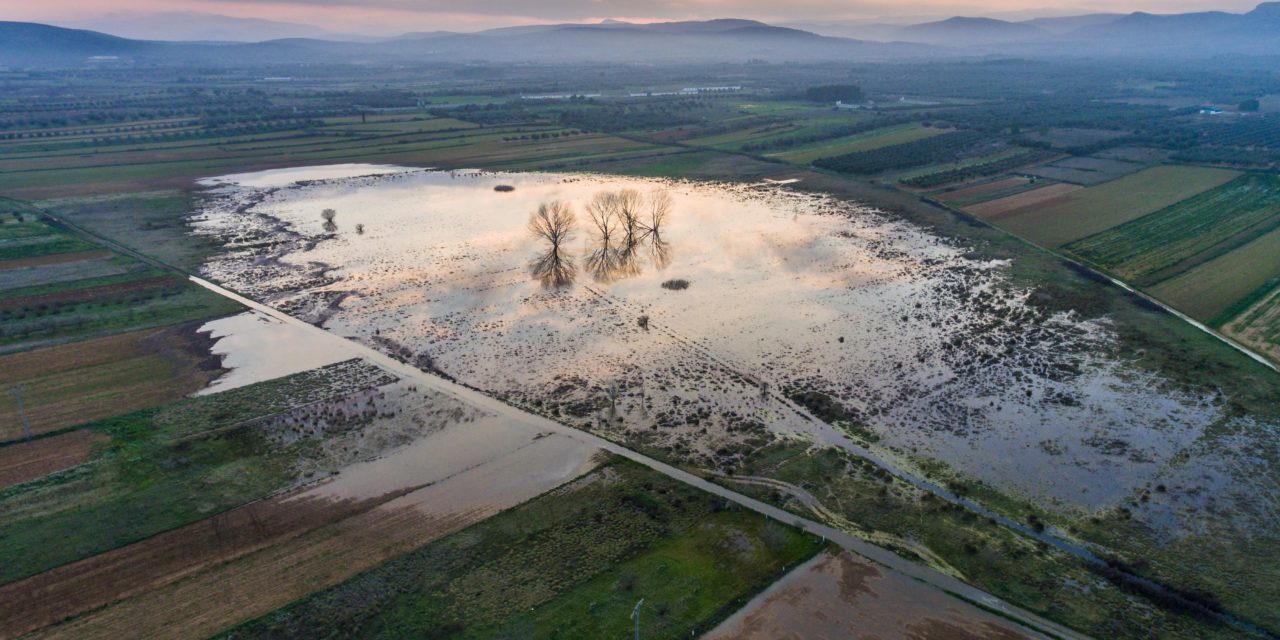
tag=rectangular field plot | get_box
[967,183,1081,219]
[898,148,1054,188]
[770,123,941,165]
[0,216,242,350]
[813,130,985,175]
[1025,156,1146,186]
[1064,174,1280,284]
[988,165,1240,247]
[0,325,222,442]
[1223,283,1280,365]
[0,429,108,489]
[1147,224,1280,323]
[935,176,1031,203]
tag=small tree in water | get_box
[321,208,337,233]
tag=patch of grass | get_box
[39,191,224,272]
[220,460,823,640]
[0,236,96,262]
[612,150,726,178]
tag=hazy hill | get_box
[6,5,1280,70]
[793,4,1279,52]
[896,16,1048,45]
[0,19,931,68]
[0,22,152,66]
[1020,14,1123,35]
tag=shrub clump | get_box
[661,279,690,291]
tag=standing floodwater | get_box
[192,166,1217,513]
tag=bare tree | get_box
[528,200,577,288]
[642,190,672,238]
[616,189,642,244]
[529,201,576,249]
[585,192,619,243]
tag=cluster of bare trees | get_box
[528,189,673,288]
[583,189,671,282]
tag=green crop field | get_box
[1148,224,1280,323]
[992,165,1241,247]
[770,122,941,164]
[1065,174,1280,284]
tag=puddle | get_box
[197,310,356,395]
[706,551,1043,639]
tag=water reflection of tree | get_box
[583,189,672,283]
[528,201,577,288]
[528,189,673,288]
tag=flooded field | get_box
[706,551,1042,640]
[191,165,1221,513]
[198,310,353,395]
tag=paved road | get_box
[190,275,1087,640]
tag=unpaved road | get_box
[190,276,1087,640]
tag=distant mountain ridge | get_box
[793,2,1280,51]
[3,4,1280,69]
[896,16,1048,45]
[0,18,928,68]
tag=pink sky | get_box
[0,0,1265,33]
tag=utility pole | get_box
[10,385,32,440]
[631,598,644,640]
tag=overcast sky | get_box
[0,0,1265,34]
